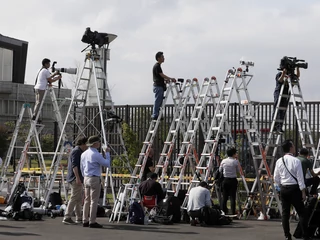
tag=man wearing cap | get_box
[33,58,61,123]
[62,136,88,225]
[80,135,111,228]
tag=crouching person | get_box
[187,181,212,226]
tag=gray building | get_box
[0,34,71,137]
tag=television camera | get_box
[81,27,117,50]
[278,56,308,76]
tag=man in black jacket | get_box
[139,173,165,204]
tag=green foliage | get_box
[0,124,9,157]
[40,134,55,153]
[112,122,142,174]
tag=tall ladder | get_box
[109,79,185,222]
[165,76,221,196]
[1,86,67,203]
[180,67,252,211]
[42,47,124,207]
[155,78,201,186]
[253,72,316,217]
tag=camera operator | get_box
[272,60,300,133]
[32,58,61,123]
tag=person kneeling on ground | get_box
[139,172,165,204]
[187,181,212,227]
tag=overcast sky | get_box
[1,0,319,105]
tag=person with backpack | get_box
[187,181,212,226]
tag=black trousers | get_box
[305,177,320,195]
[280,185,308,239]
[188,209,203,223]
[221,178,238,215]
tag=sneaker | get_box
[75,219,83,224]
[190,219,196,226]
[83,222,89,227]
[62,218,76,225]
[89,222,103,228]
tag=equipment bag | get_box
[129,202,145,225]
[158,196,181,223]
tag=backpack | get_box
[201,206,221,225]
[213,168,224,187]
[158,196,181,223]
[129,202,145,225]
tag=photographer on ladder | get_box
[32,58,61,123]
[272,58,300,133]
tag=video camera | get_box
[278,56,308,75]
[81,27,117,49]
[52,61,77,75]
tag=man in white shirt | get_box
[219,147,240,215]
[32,58,61,122]
[187,181,212,226]
[274,139,310,240]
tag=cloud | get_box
[1,0,320,105]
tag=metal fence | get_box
[107,101,320,176]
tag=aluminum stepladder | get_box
[165,76,221,196]
[155,78,203,186]
[1,85,67,203]
[109,80,185,223]
[179,68,252,212]
[42,47,126,208]
[253,73,316,218]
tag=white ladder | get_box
[129,80,184,185]
[165,76,221,196]
[42,47,125,207]
[2,85,67,203]
[154,78,200,186]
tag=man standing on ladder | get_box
[274,140,311,240]
[62,136,88,225]
[32,58,61,123]
[152,51,176,120]
[272,58,300,133]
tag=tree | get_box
[0,124,9,158]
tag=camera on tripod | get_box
[81,27,117,49]
[279,56,308,75]
[52,61,77,75]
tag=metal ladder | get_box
[154,78,200,186]
[109,79,185,222]
[180,67,251,211]
[165,76,221,196]
[42,47,123,207]
[1,85,68,203]
[252,74,316,218]
[128,80,184,185]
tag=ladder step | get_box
[220,100,228,104]
[196,167,207,170]
[216,114,224,118]
[155,165,164,168]
[204,139,216,143]
[293,94,302,98]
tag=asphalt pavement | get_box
[0,216,293,240]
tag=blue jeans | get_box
[152,85,164,118]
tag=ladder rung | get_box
[173,165,182,169]
[196,167,207,170]
[215,114,224,118]
[293,94,302,98]
[155,165,164,168]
